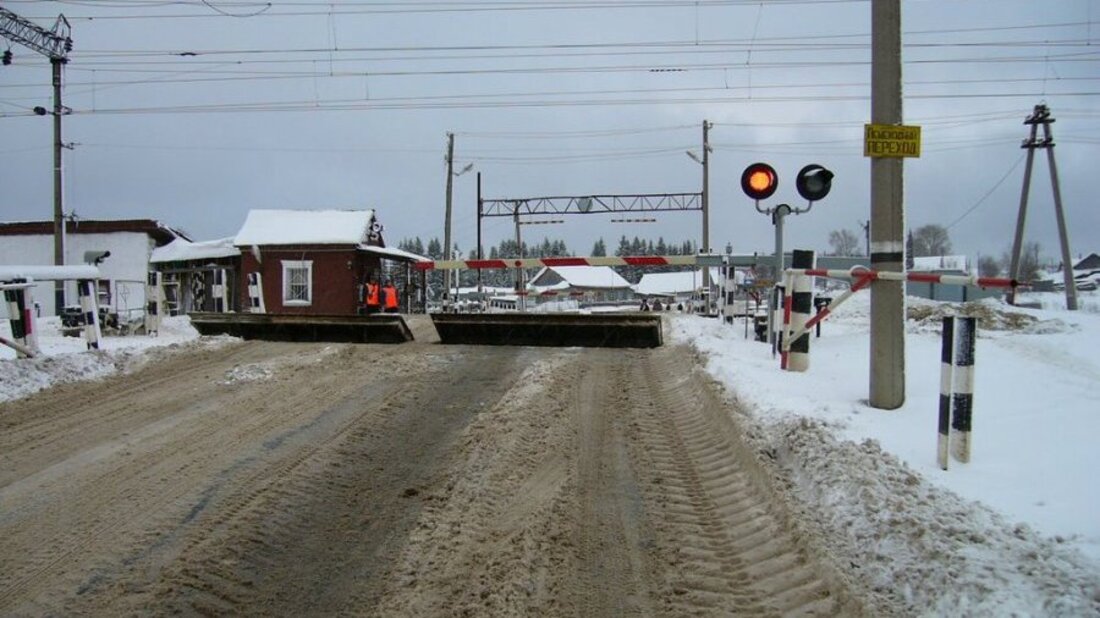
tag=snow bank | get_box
[671,292,1100,614]
[0,315,221,403]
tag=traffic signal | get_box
[2,50,12,66]
[795,164,833,202]
[741,162,778,201]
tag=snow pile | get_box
[0,315,218,403]
[671,291,1100,614]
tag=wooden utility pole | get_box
[1006,104,1077,310]
[869,0,906,409]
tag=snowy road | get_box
[0,323,875,616]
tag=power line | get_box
[945,153,1027,231]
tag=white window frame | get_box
[281,260,313,306]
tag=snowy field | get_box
[3,293,1099,613]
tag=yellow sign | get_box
[864,124,921,158]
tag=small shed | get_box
[232,209,425,316]
[150,237,242,314]
[527,265,633,304]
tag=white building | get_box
[0,219,183,318]
[634,269,721,301]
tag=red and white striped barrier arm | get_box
[788,268,1020,289]
[414,255,700,271]
[780,267,1020,351]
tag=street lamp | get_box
[443,142,473,309]
[686,121,713,310]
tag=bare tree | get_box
[977,255,1001,277]
[911,224,952,257]
[827,229,861,256]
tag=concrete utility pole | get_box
[443,132,455,305]
[702,119,712,303]
[0,6,72,313]
[1006,104,1077,310]
[869,0,906,409]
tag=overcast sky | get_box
[2,0,1097,265]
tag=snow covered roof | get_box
[911,255,969,272]
[528,265,632,290]
[233,209,376,247]
[634,269,722,295]
[150,237,240,264]
[360,244,430,263]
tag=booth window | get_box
[282,260,313,306]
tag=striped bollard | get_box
[212,269,229,313]
[719,264,732,322]
[77,279,103,350]
[938,316,977,469]
[247,272,266,313]
[786,250,816,372]
[3,280,39,358]
[145,271,163,335]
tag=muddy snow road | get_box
[0,326,869,616]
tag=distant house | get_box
[634,269,720,302]
[232,209,427,315]
[527,265,633,303]
[0,218,183,317]
[1073,253,1100,271]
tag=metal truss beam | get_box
[0,6,71,60]
[480,192,702,217]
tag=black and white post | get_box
[247,272,266,314]
[938,316,977,469]
[2,280,39,357]
[787,250,816,372]
[77,278,102,350]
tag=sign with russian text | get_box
[864,124,921,158]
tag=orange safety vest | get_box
[383,285,399,310]
[366,283,381,306]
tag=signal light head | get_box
[2,50,12,66]
[741,162,778,201]
[795,164,833,203]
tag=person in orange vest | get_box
[383,279,400,313]
[365,277,382,314]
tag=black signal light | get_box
[795,164,834,203]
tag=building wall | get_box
[0,232,154,317]
[239,246,382,315]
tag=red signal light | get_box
[741,163,778,201]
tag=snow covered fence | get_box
[938,316,977,470]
